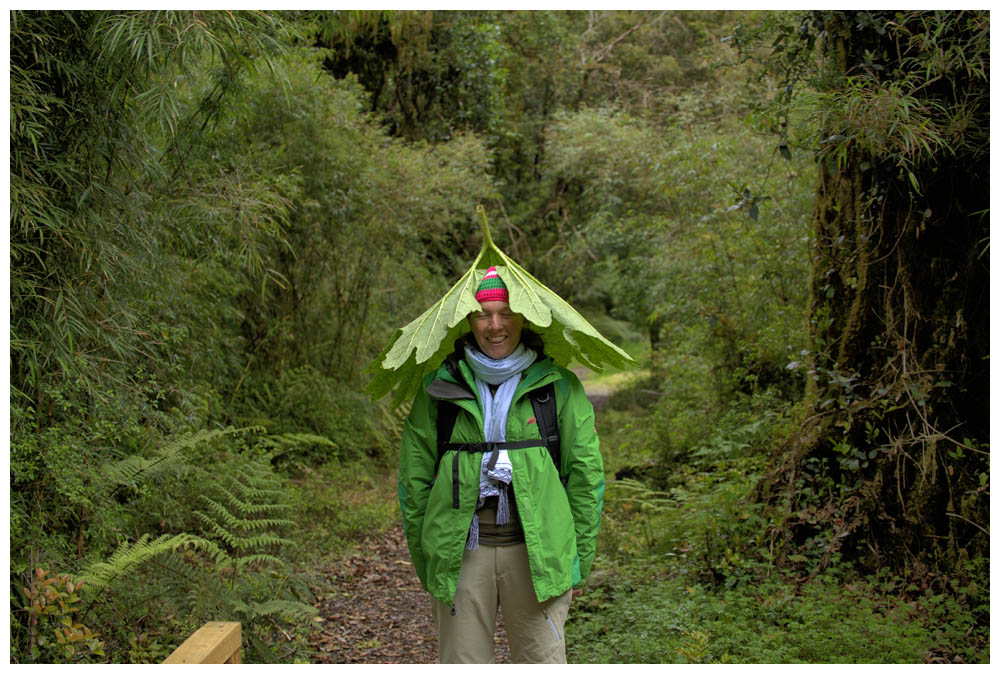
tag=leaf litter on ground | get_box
[309,525,511,663]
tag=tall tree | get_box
[756,11,989,573]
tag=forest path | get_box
[308,526,512,663]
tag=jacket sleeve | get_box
[398,385,438,589]
[558,371,605,586]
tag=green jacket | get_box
[398,351,605,607]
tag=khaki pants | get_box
[430,543,572,663]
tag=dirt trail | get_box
[309,526,511,663]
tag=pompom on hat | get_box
[474,266,509,304]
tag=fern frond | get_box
[196,515,242,548]
[228,475,287,504]
[377,397,411,443]
[260,432,337,456]
[195,457,296,570]
[196,498,294,533]
[228,597,320,623]
[161,426,262,454]
[195,519,291,553]
[211,484,292,517]
[101,426,259,494]
[101,443,183,494]
[229,534,292,551]
[80,533,196,590]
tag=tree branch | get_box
[593,16,647,64]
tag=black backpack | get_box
[435,382,562,509]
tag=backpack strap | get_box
[530,382,563,485]
[436,399,461,462]
[434,380,564,509]
[435,400,463,510]
[438,430,547,510]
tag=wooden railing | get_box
[163,622,241,664]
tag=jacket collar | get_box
[426,378,475,401]
[428,352,560,402]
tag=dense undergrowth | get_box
[565,367,990,664]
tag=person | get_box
[398,266,605,663]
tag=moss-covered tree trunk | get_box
[763,10,989,574]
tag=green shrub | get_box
[583,383,986,664]
[16,569,105,663]
[569,569,973,663]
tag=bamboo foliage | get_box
[9,10,291,411]
[8,13,315,660]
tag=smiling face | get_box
[468,301,525,360]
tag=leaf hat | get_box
[365,205,636,405]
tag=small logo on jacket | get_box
[526,417,537,424]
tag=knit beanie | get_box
[474,266,509,304]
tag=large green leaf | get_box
[365,205,637,404]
